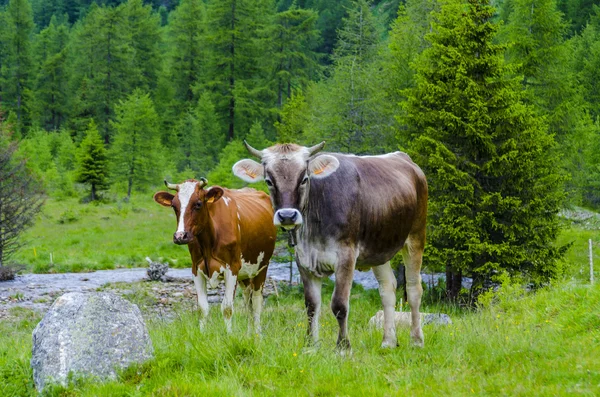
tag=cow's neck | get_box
[196,210,218,269]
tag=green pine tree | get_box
[404,0,567,300]
[205,0,276,141]
[123,0,163,93]
[110,89,161,199]
[68,4,134,143]
[3,0,36,134]
[32,15,70,131]
[269,4,321,110]
[76,120,109,201]
[305,0,392,153]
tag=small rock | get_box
[172,292,183,298]
[31,292,153,391]
[368,310,452,328]
[146,257,169,282]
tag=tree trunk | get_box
[91,183,96,201]
[127,177,133,200]
[446,265,462,301]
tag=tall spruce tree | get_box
[110,90,161,199]
[3,0,35,134]
[205,0,275,141]
[161,0,206,110]
[123,0,162,93]
[32,16,70,131]
[68,4,134,143]
[501,0,595,204]
[76,120,109,201]
[404,0,566,300]
[270,4,321,110]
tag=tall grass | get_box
[2,280,599,396]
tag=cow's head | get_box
[232,141,339,229]
[153,178,224,244]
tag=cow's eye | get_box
[300,176,309,185]
[194,201,202,209]
[265,179,273,187]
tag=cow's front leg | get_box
[193,273,209,330]
[241,281,253,335]
[372,261,398,348]
[298,264,322,346]
[331,250,356,352]
[222,267,237,333]
[251,286,264,335]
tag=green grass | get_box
[2,281,599,396]
[13,195,192,273]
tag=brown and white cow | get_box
[153,178,276,334]
[233,143,427,350]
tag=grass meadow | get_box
[1,197,599,395]
[13,195,192,273]
[1,280,599,396]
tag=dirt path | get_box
[0,261,469,318]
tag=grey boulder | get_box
[31,292,154,390]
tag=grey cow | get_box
[233,142,428,351]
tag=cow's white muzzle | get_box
[274,208,303,229]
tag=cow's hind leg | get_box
[241,280,253,334]
[402,236,424,347]
[372,261,398,348]
[298,264,322,346]
[331,249,356,352]
[222,267,237,333]
[193,274,209,330]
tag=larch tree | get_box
[305,0,392,154]
[404,0,567,300]
[76,120,109,201]
[0,116,44,279]
[110,90,161,199]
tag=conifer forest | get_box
[1,0,600,294]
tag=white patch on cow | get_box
[176,181,198,233]
[237,212,241,220]
[200,265,227,289]
[262,147,309,166]
[238,252,266,281]
[295,239,340,277]
[222,196,231,206]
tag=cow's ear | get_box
[232,159,264,183]
[206,187,224,203]
[154,191,174,207]
[308,155,339,179]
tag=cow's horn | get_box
[164,180,180,191]
[308,141,326,155]
[199,177,208,188]
[243,140,263,158]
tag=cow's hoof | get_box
[411,329,424,347]
[335,346,353,357]
[380,339,398,349]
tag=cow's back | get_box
[306,152,427,266]
[226,188,276,265]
